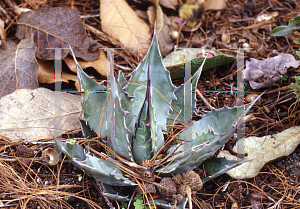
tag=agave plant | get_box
[54,33,258,209]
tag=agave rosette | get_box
[54,33,258,208]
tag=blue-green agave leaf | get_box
[70,46,134,160]
[69,46,107,138]
[156,96,260,174]
[202,157,247,183]
[195,105,246,135]
[126,34,175,134]
[78,118,96,147]
[73,155,136,186]
[156,127,236,174]
[168,56,207,125]
[147,197,188,209]
[115,75,135,143]
[118,71,127,89]
[54,137,136,187]
[190,96,258,136]
[78,118,96,139]
[132,88,154,162]
[102,184,130,202]
[107,66,134,161]
[132,66,162,162]
[55,136,86,161]
[127,34,175,161]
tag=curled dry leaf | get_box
[218,126,300,179]
[16,7,86,60]
[37,58,79,86]
[64,49,108,76]
[135,10,149,21]
[100,0,151,56]
[0,88,82,142]
[0,33,38,98]
[73,37,102,62]
[147,3,174,56]
[245,53,300,89]
[148,0,163,34]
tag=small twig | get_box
[152,142,183,171]
[0,157,45,162]
[114,63,133,71]
[176,20,186,48]
[0,5,8,18]
[195,89,214,110]
[80,14,100,19]
[230,20,275,31]
[126,187,137,209]
[228,17,256,23]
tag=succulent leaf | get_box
[108,68,134,161]
[102,184,130,201]
[78,118,95,139]
[78,118,96,147]
[127,37,175,123]
[196,105,245,134]
[202,157,247,183]
[168,57,206,125]
[127,34,175,132]
[156,127,237,174]
[118,71,127,89]
[132,91,153,161]
[73,155,136,186]
[148,197,188,209]
[115,75,136,143]
[54,135,86,161]
[133,61,165,162]
[157,97,259,174]
[63,33,262,206]
[54,136,136,186]
[69,46,108,138]
[127,34,176,161]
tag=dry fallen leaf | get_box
[178,3,204,28]
[0,88,82,142]
[37,58,79,85]
[100,0,151,56]
[64,49,108,76]
[16,7,86,60]
[245,53,300,89]
[148,0,163,34]
[73,37,102,62]
[147,2,174,56]
[0,33,38,98]
[203,0,227,11]
[0,18,6,47]
[159,0,178,10]
[218,126,300,179]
